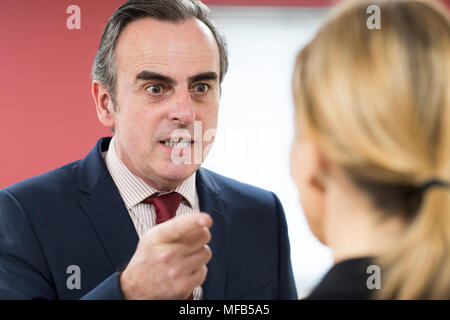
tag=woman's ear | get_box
[92,81,115,130]
[290,137,329,245]
[310,143,329,192]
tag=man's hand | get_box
[119,213,213,300]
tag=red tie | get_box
[142,192,194,300]
[142,192,183,225]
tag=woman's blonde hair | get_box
[293,0,450,299]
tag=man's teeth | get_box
[163,139,191,148]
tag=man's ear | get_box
[92,81,115,130]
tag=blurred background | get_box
[1,0,449,298]
[206,2,333,298]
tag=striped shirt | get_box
[104,136,203,300]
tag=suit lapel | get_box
[78,138,139,272]
[196,168,231,300]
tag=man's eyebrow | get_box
[188,72,218,84]
[135,71,176,85]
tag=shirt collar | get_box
[104,136,197,210]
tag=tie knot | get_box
[142,192,183,225]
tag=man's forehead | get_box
[116,17,218,57]
[115,17,220,75]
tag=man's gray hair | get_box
[92,0,228,105]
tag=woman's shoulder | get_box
[305,257,378,300]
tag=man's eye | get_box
[145,85,163,95]
[193,83,209,95]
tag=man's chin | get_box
[154,163,200,188]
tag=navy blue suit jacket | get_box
[0,138,297,299]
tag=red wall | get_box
[0,1,125,188]
[1,0,449,188]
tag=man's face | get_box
[109,18,221,190]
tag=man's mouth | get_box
[159,138,193,148]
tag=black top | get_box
[305,257,378,300]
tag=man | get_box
[0,0,297,299]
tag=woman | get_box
[291,0,450,299]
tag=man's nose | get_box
[169,90,195,125]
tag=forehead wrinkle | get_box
[131,61,170,77]
[119,19,218,50]
[118,29,217,65]
[128,47,217,69]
